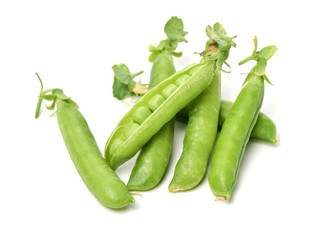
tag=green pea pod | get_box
[105,60,215,170]
[208,37,277,200]
[177,100,278,143]
[105,22,236,171]
[169,69,221,192]
[127,52,176,191]
[127,17,186,191]
[35,74,134,209]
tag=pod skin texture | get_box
[169,69,221,192]
[105,61,215,170]
[127,51,176,190]
[177,100,277,143]
[208,75,264,200]
[57,100,134,208]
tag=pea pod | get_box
[168,23,236,192]
[127,17,186,191]
[105,22,236,171]
[35,74,134,209]
[169,69,221,192]
[177,100,278,143]
[208,37,277,200]
[105,60,215,170]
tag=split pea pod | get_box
[177,100,278,143]
[127,17,187,191]
[105,60,215,170]
[169,69,221,192]
[35,74,134,209]
[208,37,277,200]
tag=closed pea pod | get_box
[127,17,187,191]
[169,69,221,192]
[35,74,134,209]
[208,37,277,200]
[169,23,236,192]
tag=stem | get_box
[34,73,43,119]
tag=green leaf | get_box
[171,51,182,58]
[204,22,236,70]
[112,63,146,100]
[112,64,132,84]
[258,45,278,60]
[263,74,273,85]
[112,77,133,100]
[164,16,188,42]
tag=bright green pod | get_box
[127,51,177,191]
[57,101,135,208]
[169,69,221,192]
[35,80,134,209]
[208,76,264,200]
[127,16,188,191]
[208,38,277,200]
[105,61,215,170]
[176,100,278,143]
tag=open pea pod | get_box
[105,61,215,170]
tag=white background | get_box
[1,0,334,239]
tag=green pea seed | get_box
[148,94,165,112]
[175,74,190,86]
[132,106,152,124]
[162,84,178,98]
[123,123,140,139]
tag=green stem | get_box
[35,73,43,119]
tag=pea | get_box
[162,84,178,98]
[148,94,165,112]
[35,75,134,209]
[175,74,190,86]
[123,123,140,139]
[132,106,152,124]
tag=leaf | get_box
[112,64,132,84]
[171,51,182,58]
[263,74,273,85]
[213,22,227,36]
[258,45,278,60]
[112,77,133,100]
[164,16,188,42]
[112,63,146,100]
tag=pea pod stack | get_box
[35,17,278,209]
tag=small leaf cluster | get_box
[112,64,146,100]
[204,23,237,70]
[149,16,188,62]
[239,37,277,86]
